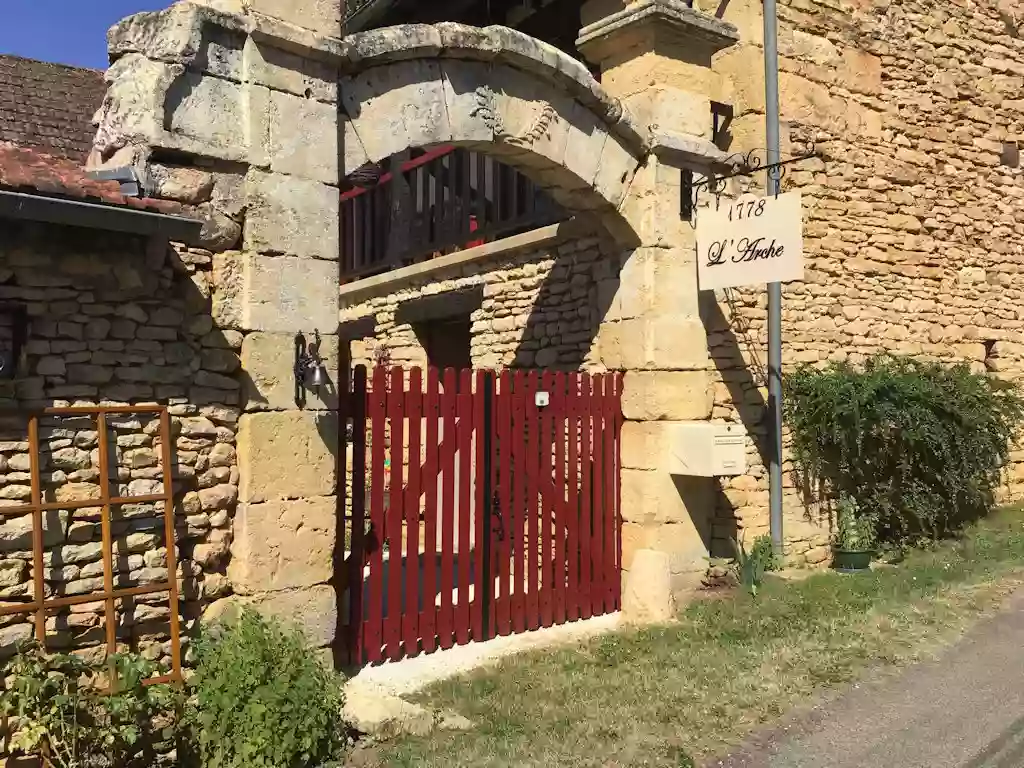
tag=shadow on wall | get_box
[699,289,771,559]
[504,218,622,373]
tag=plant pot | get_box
[831,547,874,572]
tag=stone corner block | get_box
[242,332,339,411]
[621,467,715,525]
[621,371,713,421]
[248,0,341,36]
[243,36,339,103]
[622,421,681,471]
[238,411,338,503]
[602,317,710,371]
[229,497,336,593]
[269,90,340,184]
[339,59,450,169]
[245,170,340,261]
[249,585,338,648]
[622,549,676,624]
[622,518,712,580]
[213,251,339,332]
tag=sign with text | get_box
[695,191,805,291]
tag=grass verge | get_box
[372,507,1024,768]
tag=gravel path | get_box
[711,590,1024,768]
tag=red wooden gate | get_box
[339,366,623,665]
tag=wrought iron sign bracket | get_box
[681,148,819,221]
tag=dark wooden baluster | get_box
[459,150,473,242]
[476,151,488,235]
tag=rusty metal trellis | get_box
[0,405,182,684]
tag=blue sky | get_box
[1,1,169,69]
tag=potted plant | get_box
[832,496,875,572]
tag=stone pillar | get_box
[94,1,344,646]
[578,0,739,618]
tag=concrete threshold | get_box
[346,611,621,698]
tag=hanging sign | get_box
[695,191,804,291]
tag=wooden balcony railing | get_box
[341,146,568,281]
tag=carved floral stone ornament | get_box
[471,85,557,148]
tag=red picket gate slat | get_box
[456,370,473,646]
[439,368,458,650]
[539,371,555,629]
[579,374,593,620]
[344,364,623,665]
[552,371,567,626]
[525,372,541,631]
[385,367,405,661]
[421,368,440,654]
[566,372,581,622]
[404,368,423,658]
[510,370,527,634]
[347,366,368,666]
[473,370,487,640]
[497,370,513,637]
[591,375,606,618]
[615,373,624,609]
[364,366,388,663]
[605,375,619,612]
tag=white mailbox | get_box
[666,423,747,477]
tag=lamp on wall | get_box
[294,330,328,408]
[0,305,28,381]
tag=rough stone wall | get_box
[708,0,1024,564]
[341,235,614,373]
[0,220,238,667]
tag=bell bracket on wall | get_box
[680,146,820,221]
[294,329,328,409]
[0,304,28,381]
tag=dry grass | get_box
[368,508,1024,768]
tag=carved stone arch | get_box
[339,24,651,246]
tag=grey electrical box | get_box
[666,423,747,477]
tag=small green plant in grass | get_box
[785,354,1024,548]
[732,534,781,596]
[187,608,347,768]
[0,645,182,768]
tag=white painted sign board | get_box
[695,191,805,291]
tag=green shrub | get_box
[188,608,346,768]
[785,354,1024,547]
[0,645,182,768]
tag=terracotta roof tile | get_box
[0,55,107,162]
[0,145,183,216]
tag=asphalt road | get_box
[712,591,1024,768]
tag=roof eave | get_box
[0,189,203,243]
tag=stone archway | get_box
[339,24,650,244]
[87,0,726,648]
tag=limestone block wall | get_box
[92,2,347,647]
[0,220,238,665]
[707,0,1024,563]
[340,232,615,373]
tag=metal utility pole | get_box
[764,0,784,557]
